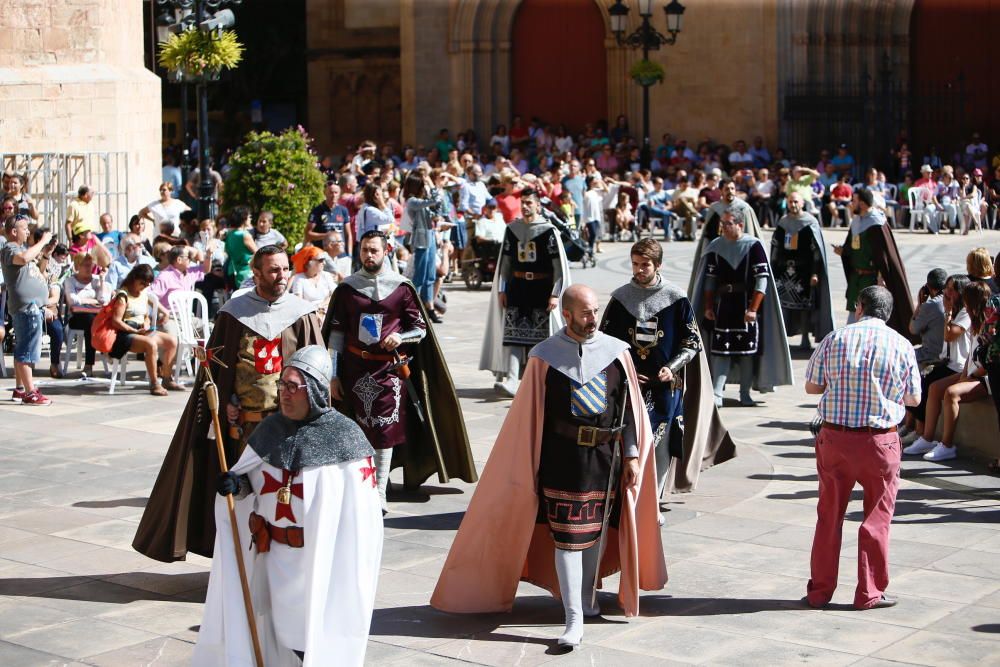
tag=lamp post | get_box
[609,0,685,167]
[155,0,241,220]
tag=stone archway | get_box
[448,0,633,144]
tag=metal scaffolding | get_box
[1,152,130,242]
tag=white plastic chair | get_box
[907,187,930,231]
[883,183,899,226]
[107,301,158,395]
[168,290,211,379]
[62,326,110,376]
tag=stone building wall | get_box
[0,0,161,228]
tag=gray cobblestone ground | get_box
[0,228,997,665]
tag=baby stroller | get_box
[541,201,596,269]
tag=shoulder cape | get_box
[479,224,573,374]
[842,222,916,342]
[431,351,667,617]
[689,236,795,390]
[132,310,324,562]
[322,281,478,489]
[602,294,737,493]
[772,213,835,340]
[688,201,762,297]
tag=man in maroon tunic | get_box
[324,231,476,511]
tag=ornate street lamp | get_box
[155,0,243,220]
[609,0,686,167]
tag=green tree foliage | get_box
[224,128,325,248]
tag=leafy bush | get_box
[158,29,243,81]
[224,128,326,248]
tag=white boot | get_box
[554,548,584,648]
[581,543,601,617]
[495,351,521,398]
[373,449,392,514]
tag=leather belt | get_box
[228,409,275,439]
[854,268,877,275]
[513,271,550,281]
[249,512,304,553]
[238,410,268,424]
[822,422,897,435]
[719,283,747,293]
[552,422,625,447]
[347,344,395,361]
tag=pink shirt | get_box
[150,264,204,308]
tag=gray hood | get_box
[610,273,687,321]
[219,289,316,340]
[507,218,555,243]
[776,211,820,236]
[703,234,761,268]
[341,264,410,302]
[530,329,628,384]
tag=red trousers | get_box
[806,427,900,609]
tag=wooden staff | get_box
[198,347,265,667]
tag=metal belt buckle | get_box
[524,271,535,280]
[360,350,371,359]
[577,426,598,447]
[723,284,733,293]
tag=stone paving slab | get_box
[0,230,998,665]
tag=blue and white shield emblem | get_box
[359,313,383,345]
[570,371,608,417]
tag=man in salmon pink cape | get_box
[431,284,667,649]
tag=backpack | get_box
[90,299,119,353]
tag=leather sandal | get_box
[149,383,168,397]
[161,378,185,391]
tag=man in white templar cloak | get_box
[192,345,383,666]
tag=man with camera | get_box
[1,215,55,405]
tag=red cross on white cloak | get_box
[260,469,303,522]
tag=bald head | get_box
[561,285,599,341]
[561,284,596,312]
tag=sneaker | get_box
[923,443,957,462]
[900,430,920,446]
[903,436,936,455]
[11,388,25,404]
[22,391,52,406]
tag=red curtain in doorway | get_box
[511,0,608,135]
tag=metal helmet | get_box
[287,345,333,386]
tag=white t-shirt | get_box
[945,309,972,372]
[147,198,189,228]
[289,272,336,310]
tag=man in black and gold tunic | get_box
[480,188,570,397]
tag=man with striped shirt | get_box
[804,285,920,610]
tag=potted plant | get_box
[629,59,665,87]
[158,28,243,82]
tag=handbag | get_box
[90,301,118,353]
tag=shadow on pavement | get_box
[370,603,555,649]
[0,572,207,602]
[454,387,511,404]
[641,595,804,616]
[756,420,813,432]
[73,497,148,509]
[973,623,1000,633]
[383,511,464,531]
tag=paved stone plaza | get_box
[0,228,998,666]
